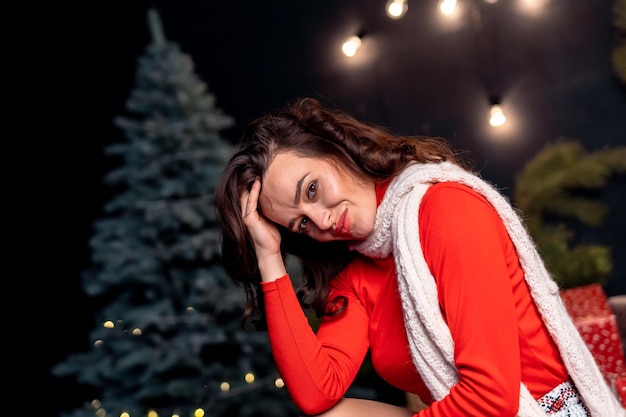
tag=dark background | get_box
[45,0,625,415]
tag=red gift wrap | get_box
[560,283,613,321]
[574,315,626,388]
[560,284,626,405]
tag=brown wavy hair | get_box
[215,97,471,329]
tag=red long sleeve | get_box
[262,182,568,416]
[262,274,370,415]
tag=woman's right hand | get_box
[241,178,287,281]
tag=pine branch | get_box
[513,139,625,289]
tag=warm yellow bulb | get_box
[220,382,231,392]
[274,378,285,388]
[194,408,205,417]
[244,372,255,383]
[386,0,408,19]
[519,0,546,15]
[341,36,362,57]
[439,0,457,15]
[489,104,507,127]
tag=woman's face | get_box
[259,151,377,242]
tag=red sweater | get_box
[261,182,568,416]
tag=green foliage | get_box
[513,139,626,289]
[53,9,296,417]
[613,0,626,84]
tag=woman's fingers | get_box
[247,178,260,218]
[241,178,261,219]
[238,178,282,257]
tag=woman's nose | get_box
[309,208,332,231]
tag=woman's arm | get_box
[243,178,371,414]
[262,270,370,415]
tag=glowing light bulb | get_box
[439,0,457,15]
[386,0,408,19]
[244,372,255,383]
[519,0,545,15]
[489,104,507,127]
[341,35,362,57]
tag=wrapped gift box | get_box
[574,314,626,389]
[560,284,626,399]
[560,283,613,321]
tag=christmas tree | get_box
[53,9,296,417]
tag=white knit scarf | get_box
[351,162,624,417]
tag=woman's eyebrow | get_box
[293,172,310,205]
[288,172,310,231]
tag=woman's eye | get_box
[298,217,309,233]
[306,181,317,200]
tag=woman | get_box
[215,97,623,416]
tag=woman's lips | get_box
[335,209,350,236]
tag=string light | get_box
[84,372,285,417]
[519,0,546,15]
[87,318,289,416]
[386,0,408,19]
[341,35,363,57]
[489,104,507,127]
[439,0,457,15]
